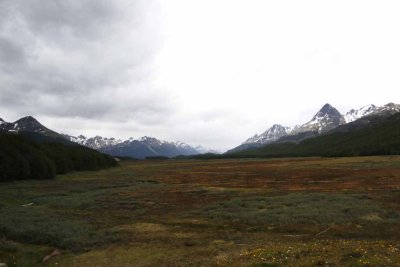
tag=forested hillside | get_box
[0,133,117,182]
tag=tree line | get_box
[0,133,117,182]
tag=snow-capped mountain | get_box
[344,104,377,123]
[62,134,205,158]
[291,104,345,134]
[230,102,400,153]
[344,103,400,123]
[99,136,200,159]
[62,134,123,150]
[375,102,400,114]
[243,124,292,145]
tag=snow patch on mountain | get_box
[243,124,291,145]
[344,104,377,123]
[376,102,400,113]
[63,134,123,149]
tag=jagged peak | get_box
[243,123,291,145]
[139,136,158,141]
[270,124,285,129]
[346,104,376,114]
[321,103,333,109]
[344,104,378,123]
[382,102,400,109]
[13,116,47,130]
[315,103,340,116]
[15,115,39,123]
[308,104,342,123]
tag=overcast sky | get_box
[0,0,399,151]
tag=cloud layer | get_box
[0,0,172,120]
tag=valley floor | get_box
[1,156,400,266]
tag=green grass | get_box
[203,192,400,225]
[0,206,96,250]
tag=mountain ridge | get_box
[228,111,400,158]
[62,134,204,158]
[228,102,400,153]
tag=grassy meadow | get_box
[1,156,400,266]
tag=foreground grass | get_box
[1,156,400,266]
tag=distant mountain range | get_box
[2,101,399,159]
[0,116,207,159]
[61,134,217,158]
[228,102,400,153]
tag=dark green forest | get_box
[0,133,117,182]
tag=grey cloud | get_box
[0,0,170,123]
[0,37,28,70]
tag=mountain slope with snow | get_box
[290,104,345,134]
[244,124,292,145]
[0,116,65,139]
[228,102,400,153]
[63,134,123,150]
[344,104,377,123]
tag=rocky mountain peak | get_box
[312,103,342,120]
[290,104,345,134]
[12,116,49,133]
[382,102,400,111]
[243,124,291,145]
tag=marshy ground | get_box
[1,156,400,266]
